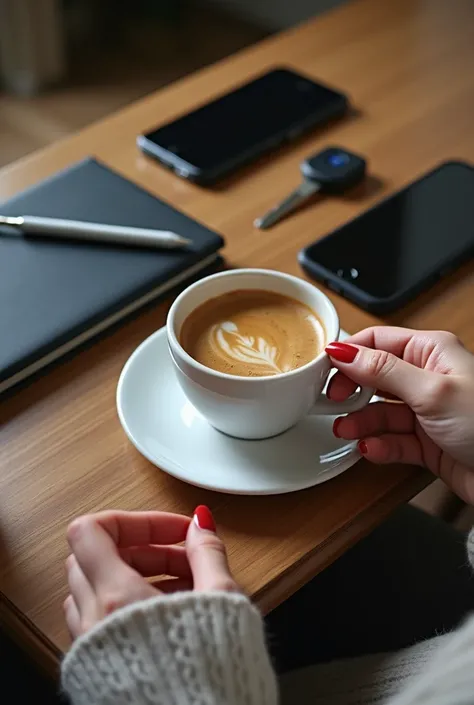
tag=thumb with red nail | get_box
[187,505,240,593]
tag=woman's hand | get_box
[64,506,239,639]
[326,327,474,504]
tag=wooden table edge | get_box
[0,594,61,677]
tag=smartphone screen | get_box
[140,68,347,178]
[302,161,474,303]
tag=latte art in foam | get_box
[180,289,326,378]
[213,321,284,373]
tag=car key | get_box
[254,147,367,229]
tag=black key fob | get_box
[301,147,367,193]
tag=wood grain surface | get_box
[2,0,474,675]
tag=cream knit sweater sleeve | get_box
[61,591,278,705]
[61,589,474,705]
[61,530,474,705]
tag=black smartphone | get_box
[137,67,349,186]
[299,161,474,314]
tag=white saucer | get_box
[117,327,362,495]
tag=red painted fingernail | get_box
[193,505,216,532]
[333,418,343,438]
[358,440,368,455]
[325,342,358,363]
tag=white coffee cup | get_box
[167,269,373,440]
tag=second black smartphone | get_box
[137,67,349,186]
[299,161,474,314]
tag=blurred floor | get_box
[0,4,268,169]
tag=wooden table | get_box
[2,0,474,677]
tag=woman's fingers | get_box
[119,545,192,579]
[334,401,415,440]
[67,511,191,593]
[360,433,423,466]
[64,509,218,640]
[342,327,431,357]
[326,326,470,406]
[326,341,444,412]
[65,555,101,636]
[64,595,81,639]
[186,506,239,593]
[67,516,135,592]
[333,401,429,469]
[343,327,422,358]
[343,326,469,370]
[66,554,95,615]
[328,371,400,402]
[85,511,190,548]
[65,507,241,639]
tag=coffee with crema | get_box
[179,289,325,377]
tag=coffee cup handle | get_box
[309,385,375,415]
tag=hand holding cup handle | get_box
[324,328,474,504]
[310,341,374,415]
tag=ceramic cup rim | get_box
[167,268,339,384]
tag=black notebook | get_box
[0,158,224,395]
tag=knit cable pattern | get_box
[61,591,277,705]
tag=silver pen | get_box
[0,215,192,249]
